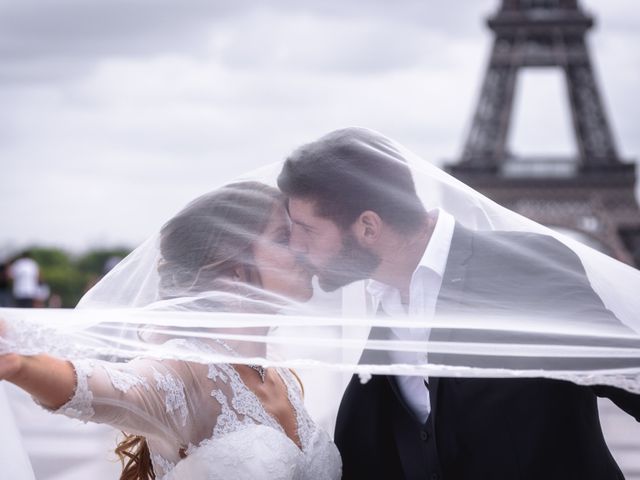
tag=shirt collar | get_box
[366,209,455,300]
[417,209,455,278]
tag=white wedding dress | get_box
[46,339,342,480]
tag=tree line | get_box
[23,247,131,307]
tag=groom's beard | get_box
[317,233,381,292]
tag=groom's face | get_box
[287,197,380,292]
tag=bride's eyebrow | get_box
[271,225,290,237]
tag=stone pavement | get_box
[599,398,640,479]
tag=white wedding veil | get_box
[1,127,639,397]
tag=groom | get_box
[278,128,640,480]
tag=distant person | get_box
[0,263,12,307]
[33,281,51,308]
[47,294,63,309]
[8,251,40,308]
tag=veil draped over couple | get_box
[1,127,640,480]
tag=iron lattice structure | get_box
[447,0,640,266]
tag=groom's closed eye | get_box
[293,221,315,234]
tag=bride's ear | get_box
[232,266,248,282]
[353,210,382,246]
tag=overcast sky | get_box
[1,0,638,256]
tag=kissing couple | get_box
[1,127,639,480]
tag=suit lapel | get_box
[386,375,424,423]
[357,324,390,366]
[359,306,423,422]
[430,222,474,422]
[437,221,474,311]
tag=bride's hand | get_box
[0,317,76,407]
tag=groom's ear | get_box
[353,210,382,246]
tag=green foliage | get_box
[76,249,130,274]
[24,247,131,307]
[29,248,71,268]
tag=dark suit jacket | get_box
[335,224,640,480]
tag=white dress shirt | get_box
[367,209,455,423]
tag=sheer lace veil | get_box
[1,127,640,402]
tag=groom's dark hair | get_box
[277,127,426,234]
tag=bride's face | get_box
[252,202,314,302]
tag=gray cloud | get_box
[0,0,495,84]
[0,0,637,252]
[0,0,243,83]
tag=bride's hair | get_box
[115,181,284,480]
[115,434,156,480]
[158,181,284,299]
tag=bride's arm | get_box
[0,349,208,446]
[0,353,76,409]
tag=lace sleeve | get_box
[46,355,218,446]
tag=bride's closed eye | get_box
[273,227,291,246]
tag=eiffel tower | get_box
[447,0,640,267]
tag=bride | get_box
[0,181,342,480]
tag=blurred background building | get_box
[447,1,640,476]
[447,0,640,267]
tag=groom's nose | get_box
[289,227,308,254]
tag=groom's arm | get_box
[592,385,640,421]
[534,234,640,418]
